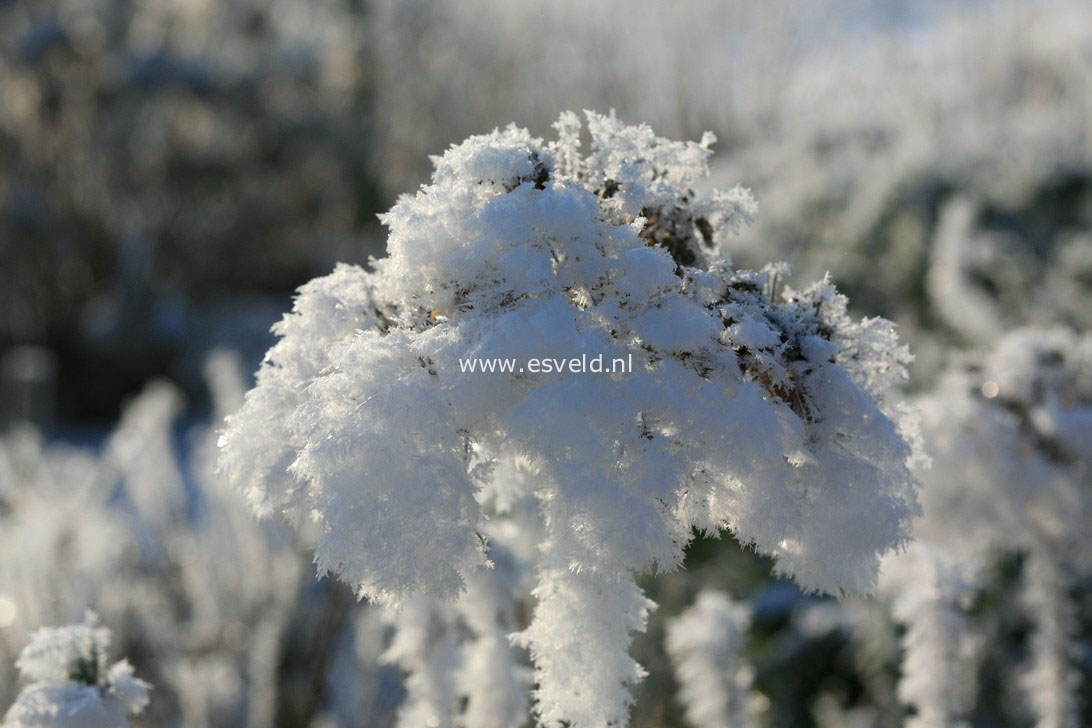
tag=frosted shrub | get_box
[884,327,1092,727]
[666,590,757,728]
[2,612,150,728]
[220,111,920,727]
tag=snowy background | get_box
[1,1,1089,726]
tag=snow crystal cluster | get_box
[883,327,1092,728]
[219,111,920,727]
[2,613,149,728]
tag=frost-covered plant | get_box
[105,381,188,548]
[2,612,149,728]
[374,545,526,728]
[912,327,1091,568]
[0,430,127,697]
[666,590,757,728]
[0,355,308,727]
[381,597,461,728]
[115,363,304,728]
[885,326,1092,728]
[220,111,920,727]
[170,351,305,728]
[880,544,979,728]
[454,548,528,728]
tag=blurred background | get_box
[4,0,1090,427]
[0,0,1089,726]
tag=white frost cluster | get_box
[913,327,1091,563]
[884,326,1092,728]
[2,612,149,728]
[666,590,757,728]
[219,111,920,727]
